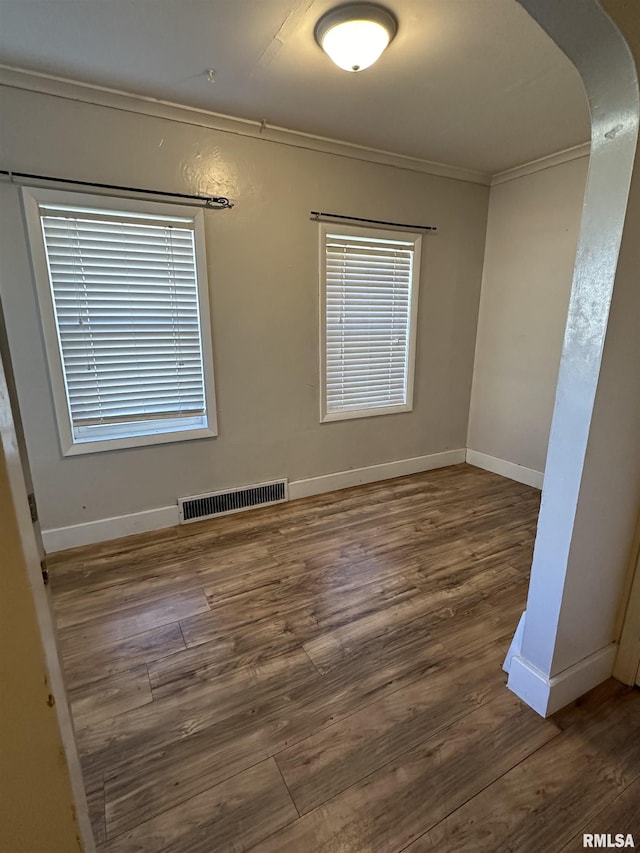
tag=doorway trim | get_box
[614,534,640,685]
[0,349,95,850]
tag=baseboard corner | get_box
[503,611,526,673]
[508,642,617,717]
[465,449,544,489]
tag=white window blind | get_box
[27,193,217,453]
[322,226,421,421]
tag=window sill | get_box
[321,403,413,423]
[61,425,217,456]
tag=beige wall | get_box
[0,85,488,532]
[467,155,588,475]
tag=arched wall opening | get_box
[505,0,640,716]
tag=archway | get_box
[505,0,640,715]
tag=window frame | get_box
[22,186,218,456]
[319,222,422,423]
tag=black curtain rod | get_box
[0,169,233,209]
[310,211,436,232]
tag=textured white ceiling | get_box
[0,0,590,174]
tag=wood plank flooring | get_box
[49,464,640,852]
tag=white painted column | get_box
[505,0,640,716]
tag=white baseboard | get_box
[288,449,466,500]
[503,610,526,673]
[42,449,466,552]
[466,448,544,489]
[42,505,179,553]
[507,642,617,717]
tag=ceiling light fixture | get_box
[315,3,397,73]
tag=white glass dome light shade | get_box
[321,20,390,72]
[315,4,398,73]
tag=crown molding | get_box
[0,65,492,186]
[490,141,591,186]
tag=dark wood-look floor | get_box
[49,464,640,852]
